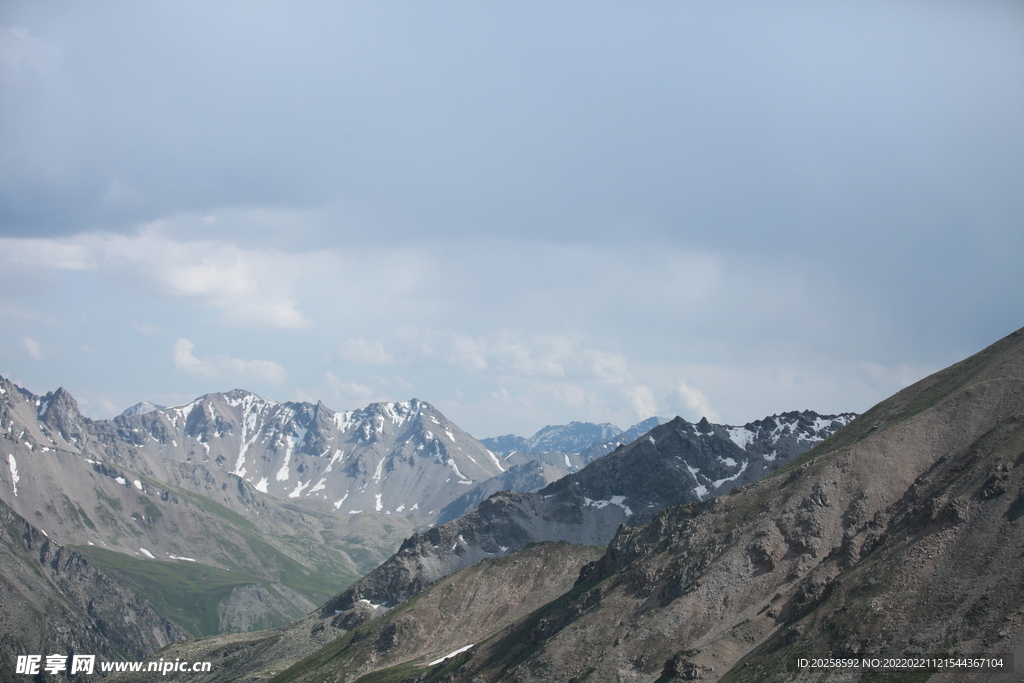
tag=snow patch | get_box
[429,644,474,666]
[583,495,633,517]
[712,459,748,489]
[447,458,471,484]
[133,479,143,490]
[139,548,155,559]
[288,480,311,498]
[276,427,307,482]
[725,426,755,449]
[484,448,505,472]
[254,477,269,493]
[7,454,19,496]
[333,493,349,510]
[168,554,196,562]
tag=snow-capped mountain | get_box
[482,417,673,472]
[0,378,504,643]
[113,391,506,520]
[482,420,624,456]
[120,400,165,416]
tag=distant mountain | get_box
[482,420,623,456]
[482,417,673,472]
[115,391,505,520]
[0,378,410,641]
[120,400,165,416]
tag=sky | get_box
[1,1,1022,439]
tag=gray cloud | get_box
[1,1,1022,434]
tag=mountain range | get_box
[104,325,1024,683]
[110,408,854,681]
[0,369,853,678]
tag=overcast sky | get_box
[1,1,1022,438]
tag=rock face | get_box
[0,496,187,678]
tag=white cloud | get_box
[0,237,95,271]
[98,398,120,417]
[673,380,718,422]
[626,384,658,421]
[449,332,489,373]
[547,382,586,408]
[21,337,43,359]
[99,226,310,329]
[583,349,632,385]
[0,225,312,329]
[172,338,287,386]
[339,337,394,365]
[0,26,63,78]
[324,371,380,405]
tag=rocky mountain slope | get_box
[124,542,605,683]
[0,495,187,679]
[315,325,1024,683]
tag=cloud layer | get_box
[1,3,1022,433]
